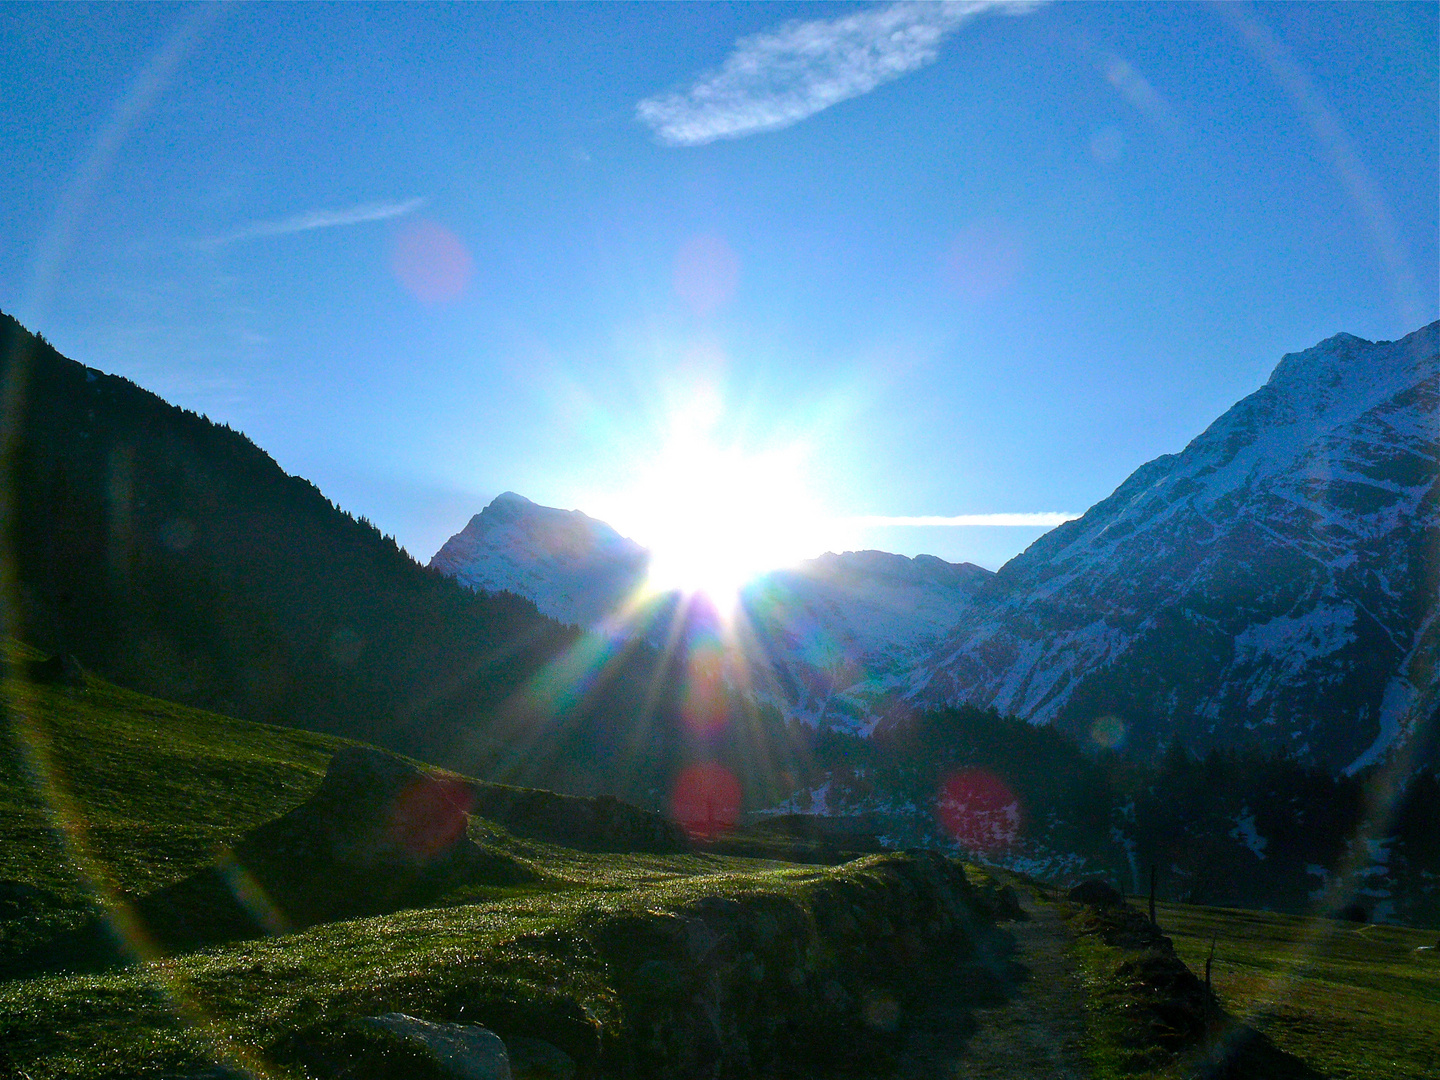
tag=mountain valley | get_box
[433,324,1440,777]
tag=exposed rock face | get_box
[910,322,1439,772]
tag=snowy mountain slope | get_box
[429,324,1437,770]
[741,551,992,730]
[428,492,648,627]
[430,497,992,730]
[908,322,1440,772]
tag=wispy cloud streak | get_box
[637,1,1040,146]
[204,197,425,245]
[849,512,1078,527]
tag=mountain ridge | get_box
[908,322,1439,772]
[429,323,1439,772]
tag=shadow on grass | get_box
[1190,1021,1326,1080]
[889,919,1028,1070]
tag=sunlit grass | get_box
[0,645,961,1079]
[1154,900,1440,1080]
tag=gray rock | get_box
[360,1013,512,1080]
[506,1036,577,1080]
[1067,878,1124,907]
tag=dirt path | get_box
[893,891,1092,1079]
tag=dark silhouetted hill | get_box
[0,313,805,807]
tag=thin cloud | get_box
[1103,55,1181,139]
[203,197,426,246]
[637,1,1041,147]
[850,512,1079,527]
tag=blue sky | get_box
[2,2,1435,569]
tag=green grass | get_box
[0,649,979,1079]
[0,852,849,1079]
[1,643,347,953]
[22,649,1431,1079]
[1154,900,1440,1080]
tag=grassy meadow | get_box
[1155,900,1440,1080]
[0,650,987,1079]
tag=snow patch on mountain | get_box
[909,321,1439,771]
[1230,807,1268,860]
[429,492,648,627]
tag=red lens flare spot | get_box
[391,220,474,303]
[671,762,741,839]
[945,220,1023,302]
[681,638,729,735]
[936,768,1021,852]
[387,775,474,860]
[674,233,740,318]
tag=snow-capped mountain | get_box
[430,496,993,726]
[742,551,992,730]
[907,322,1439,773]
[431,322,1437,774]
[429,492,648,627]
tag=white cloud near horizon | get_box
[636,1,1041,146]
[849,512,1079,527]
[203,197,426,245]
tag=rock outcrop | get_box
[579,851,981,1078]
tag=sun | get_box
[598,397,829,609]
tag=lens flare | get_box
[387,775,475,859]
[391,220,473,303]
[682,629,729,735]
[1090,714,1127,750]
[945,219,1023,302]
[936,768,1021,852]
[671,762,742,838]
[674,233,740,318]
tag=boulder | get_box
[1067,879,1124,907]
[225,748,535,926]
[359,1014,511,1080]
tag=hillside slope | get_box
[910,323,1439,772]
[0,654,994,1080]
[1,313,581,757]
